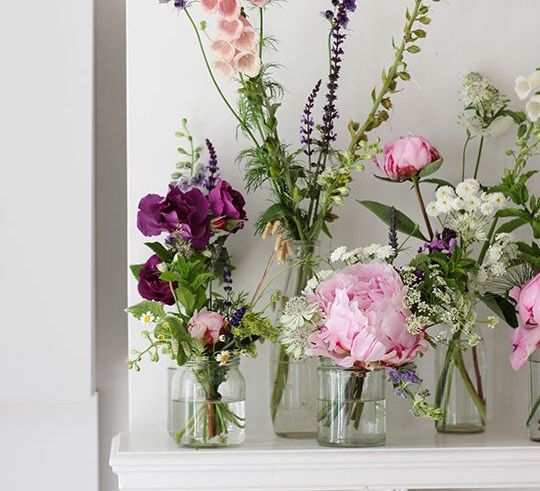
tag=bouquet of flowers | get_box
[156,0,441,431]
[279,239,442,441]
[127,122,276,446]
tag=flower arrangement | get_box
[127,122,276,446]
[279,240,443,426]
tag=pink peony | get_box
[509,273,540,370]
[188,309,226,346]
[306,261,427,368]
[376,135,440,181]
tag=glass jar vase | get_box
[270,241,319,438]
[317,360,386,447]
[170,357,245,448]
[435,337,486,434]
[528,351,540,442]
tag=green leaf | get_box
[145,242,174,262]
[418,158,444,178]
[374,174,401,184]
[357,200,428,241]
[256,203,284,234]
[480,294,519,328]
[496,218,527,234]
[517,242,540,270]
[130,264,143,280]
[175,286,196,316]
[126,300,166,321]
[420,178,453,188]
[160,271,183,282]
[496,208,530,220]
[190,272,215,291]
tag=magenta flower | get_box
[138,254,175,305]
[376,135,441,181]
[306,261,428,368]
[208,179,247,232]
[137,185,211,250]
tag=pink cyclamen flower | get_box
[200,0,219,13]
[234,51,261,78]
[218,0,241,21]
[188,309,226,346]
[306,261,427,368]
[376,135,441,181]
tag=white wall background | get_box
[127,0,539,440]
[0,1,98,490]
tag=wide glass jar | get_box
[270,241,319,438]
[435,337,486,434]
[528,351,540,442]
[170,357,245,447]
[317,360,386,447]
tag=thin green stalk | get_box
[259,8,264,60]
[461,131,471,180]
[413,176,434,240]
[473,136,485,180]
[184,9,260,148]
[527,394,540,426]
[453,348,486,423]
[478,217,499,265]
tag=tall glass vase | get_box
[528,351,540,442]
[270,241,319,438]
[435,336,486,434]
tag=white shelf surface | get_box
[110,428,540,490]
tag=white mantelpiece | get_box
[110,428,540,490]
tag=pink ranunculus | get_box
[217,18,244,40]
[200,0,219,14]
[248,0,270,6]
[233,51,261,78]
[306,261,427,368]
[376,135,441,181]
[510,325,540,371]
[510,273,540,328]
[188,309,226,346]
[218,0,241,22]
[211,39,236,62]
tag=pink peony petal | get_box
[218,0,241,21]
[200,0,219,14]
[234,51,261,78]
[213,59,234,81]
[211,39,235,62]
[217,17,243,40]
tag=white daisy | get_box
[456,178,480,198]
[435,186,456,201]
[426,201,440,217]
[141,311,154,325]
[215,351,230,366]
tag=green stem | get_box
[184,9,260,148]
[477,217,499,265]
[453,347,486,423]
[413,176,434,240]
[259,8,264,60]
[461,131,471,181]
[527,394,540,426]
[473,136,485,180]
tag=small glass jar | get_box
[435,338,486,434]
[270,241,319,439]
[528,351,540,442]
[317,360,386,447]
[170,357,245,448]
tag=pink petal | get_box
[217,18,243,40]
[234,51,261,78]
[211,39,235,62]
[200,0,219,14]
[248,0,270,6]
[213,59,234,81]
[218,0,241,21]
[233,27,258,52]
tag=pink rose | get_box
[376,135,440,181]
[510,273,540,328]
[306,261,427,368]
[188,309,226,346]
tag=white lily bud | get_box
[515,70,540,100]
[526,95,540,122]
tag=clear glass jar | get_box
[167,365,177,436]
[528,351,540,442]
[435,337,486,434]
[270,241,319,438]
[170,357,245,448]
[317,360,386,447]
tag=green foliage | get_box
[358,200,428,241]
[480,294,519,328]
[126,300,166,321]
[130,264,143,280]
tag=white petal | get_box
[526,94,540,123]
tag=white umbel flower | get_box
[515,70,540,100]
[330,246,348,263]
[526,95,540,123]
[306,270,333,291]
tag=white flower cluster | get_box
[515,69,540,123]
[305,269,334,291]
[330,244,394,266]
[426,179,506,244]
[474,233,518,293]
[279,296,324,359]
